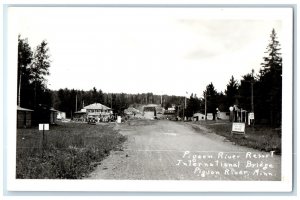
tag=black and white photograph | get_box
[4,4,294,193]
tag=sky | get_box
[9,7,286,97]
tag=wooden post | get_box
[204,92,207,120]
[42,125,45,148]
[75,94,78,112]
[39,124,49,150]
[18,70,22,106]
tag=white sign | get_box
[207,113,213,120]
[232,122,245,134]
[117,116,122,123]
[44,124,49,130]
[249,112,255,120]
[39,124,49,131]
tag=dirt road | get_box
[86,120,281,180]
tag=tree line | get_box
[51,88,185,117]
[18,29,282,126]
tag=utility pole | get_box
[251,69,254,113]
[34,80,37,109]
[251,69,255,127]
[18,67,22,106]
[204,92,207,120]
[75,94,78,112]
[110,94,113,109]
[183,91,188,121]
[183,100,185,121]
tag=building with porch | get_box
[74,103,113,122]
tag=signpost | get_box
[249,112,254,119]
[248,112,255,125]
[229,106,234,122]
[231,122,245,135]
[39,124,49,148]
[207,113,213,120]
[39,123,49,131]
[117,116,122,123]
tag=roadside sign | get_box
[39,124,49,131]
[231,122,245,135]
[39,124,49,149]
[207,113,213,120]
[117,116,122,123]
[249,112,255,120]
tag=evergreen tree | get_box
[260,29,282,76]
[92,87,98,103]
[216,91,227,112]
[186,93,201,117]
[204,83,218,120]
[257,29,282,126]
[31,40,51,108]
[225,76,239,109]
[17,35,33,108]
[238,73,256,112]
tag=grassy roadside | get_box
[16,122,126,179]
[191,120,281,155]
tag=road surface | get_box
[86,120,281,180]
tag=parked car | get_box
[88,117,96,125]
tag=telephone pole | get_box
[251,69,255,127]
[18,68,22,106]
[204,92,207,120]
[251,69,254,113]
[110,93,113,109]
[183,100,185,121]
[75,94,78,112]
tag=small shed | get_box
[50,108,58,124]
[17,106,33,128]
[73,109,87,122]
[193,113,205,121]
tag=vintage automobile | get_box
[87,117,96,125]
